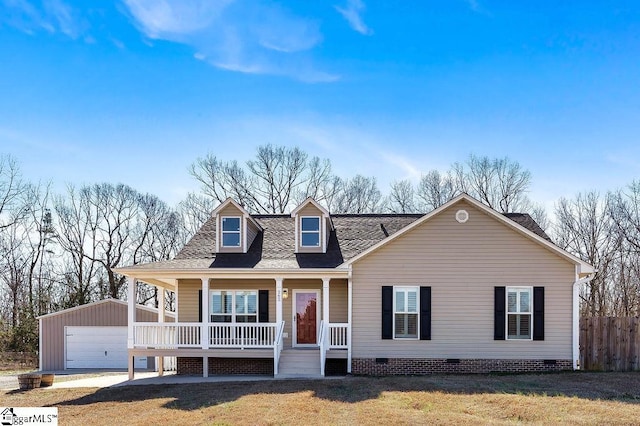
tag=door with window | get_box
[292,290,319,346]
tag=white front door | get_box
[292,290,320,347]
[65,326,146,369]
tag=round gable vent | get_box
[455,209,469,223]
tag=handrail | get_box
[274,321,285,375]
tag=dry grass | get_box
[2,372,640,425]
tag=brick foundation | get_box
[351,358,573,375]
[177,357,274,376]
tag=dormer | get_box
[291,197,333,253]
[212,198,262,253]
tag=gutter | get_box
[573,269,595,370]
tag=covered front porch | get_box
[126,270,352,379]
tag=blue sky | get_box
[1,1,639,209]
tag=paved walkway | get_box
[1,371,343,390]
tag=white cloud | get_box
[1,0,85,38]
[335,0,372,36]
[122,0,230,38]
[44,0,79,38]
[123,0,335,83]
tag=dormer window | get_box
[301,216,321,247]
[221,217,241,247]
[291,197,332,253]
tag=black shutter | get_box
[198,289,203,323]
[258,290,269,322]
[494,286,505,340]
[420,286,431,340]
[382,286,393,339]
[533,286,545,340]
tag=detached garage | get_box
[38,299,173,371]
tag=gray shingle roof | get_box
[170,214,424,269]
[120,211,548,271]
[503,213,552,242]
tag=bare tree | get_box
[416,170,457,211]
[330,175,382,213]
[554,192,618,316]
[294,157,340,206]
[387,180,416,213]
[190,144,337,214]
[530,203,550,233]
[178,192,216,239]
[453,155,532,213]
[0,155,29,230]
[609,181,640,254]
[54,185,101,306]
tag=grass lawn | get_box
[2,372,639,425]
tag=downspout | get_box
[573,267,595,370]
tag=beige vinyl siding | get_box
[247,220,259,249]
[351,199,575,360]
[324,216,332,248]
[218,204,244,253]
[40,301,163,371]
[177,279,201,322]
[296,204,324,253]
[329,279,348,323]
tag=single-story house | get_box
[115,193,594,378]
[38,299,174,371]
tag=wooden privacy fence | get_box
[580,317,640,371]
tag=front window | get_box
[507,287,532,340]
[221,217,241,247]
[211,290,257,323]
[301,216,320,247]
[394,287,418,339]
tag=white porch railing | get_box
[328,323,349,349]
[209,323,280,348]
[273,321,285,375]
[133,322,281,349]
[134,322,202,348]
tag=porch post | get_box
[347,276,352,373]
[157,287,165,376]
[201,277,209,378]
[322,278,330,324]
[127,277,136,380]
[275,277,283,324]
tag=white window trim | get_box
[300,216,321,247]
[221,216,242,248]
[393,286,420,340]
[210,290,258,323]
[506,286,533,341]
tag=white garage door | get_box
[65,326,146,369]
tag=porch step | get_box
[277,349,321,377]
